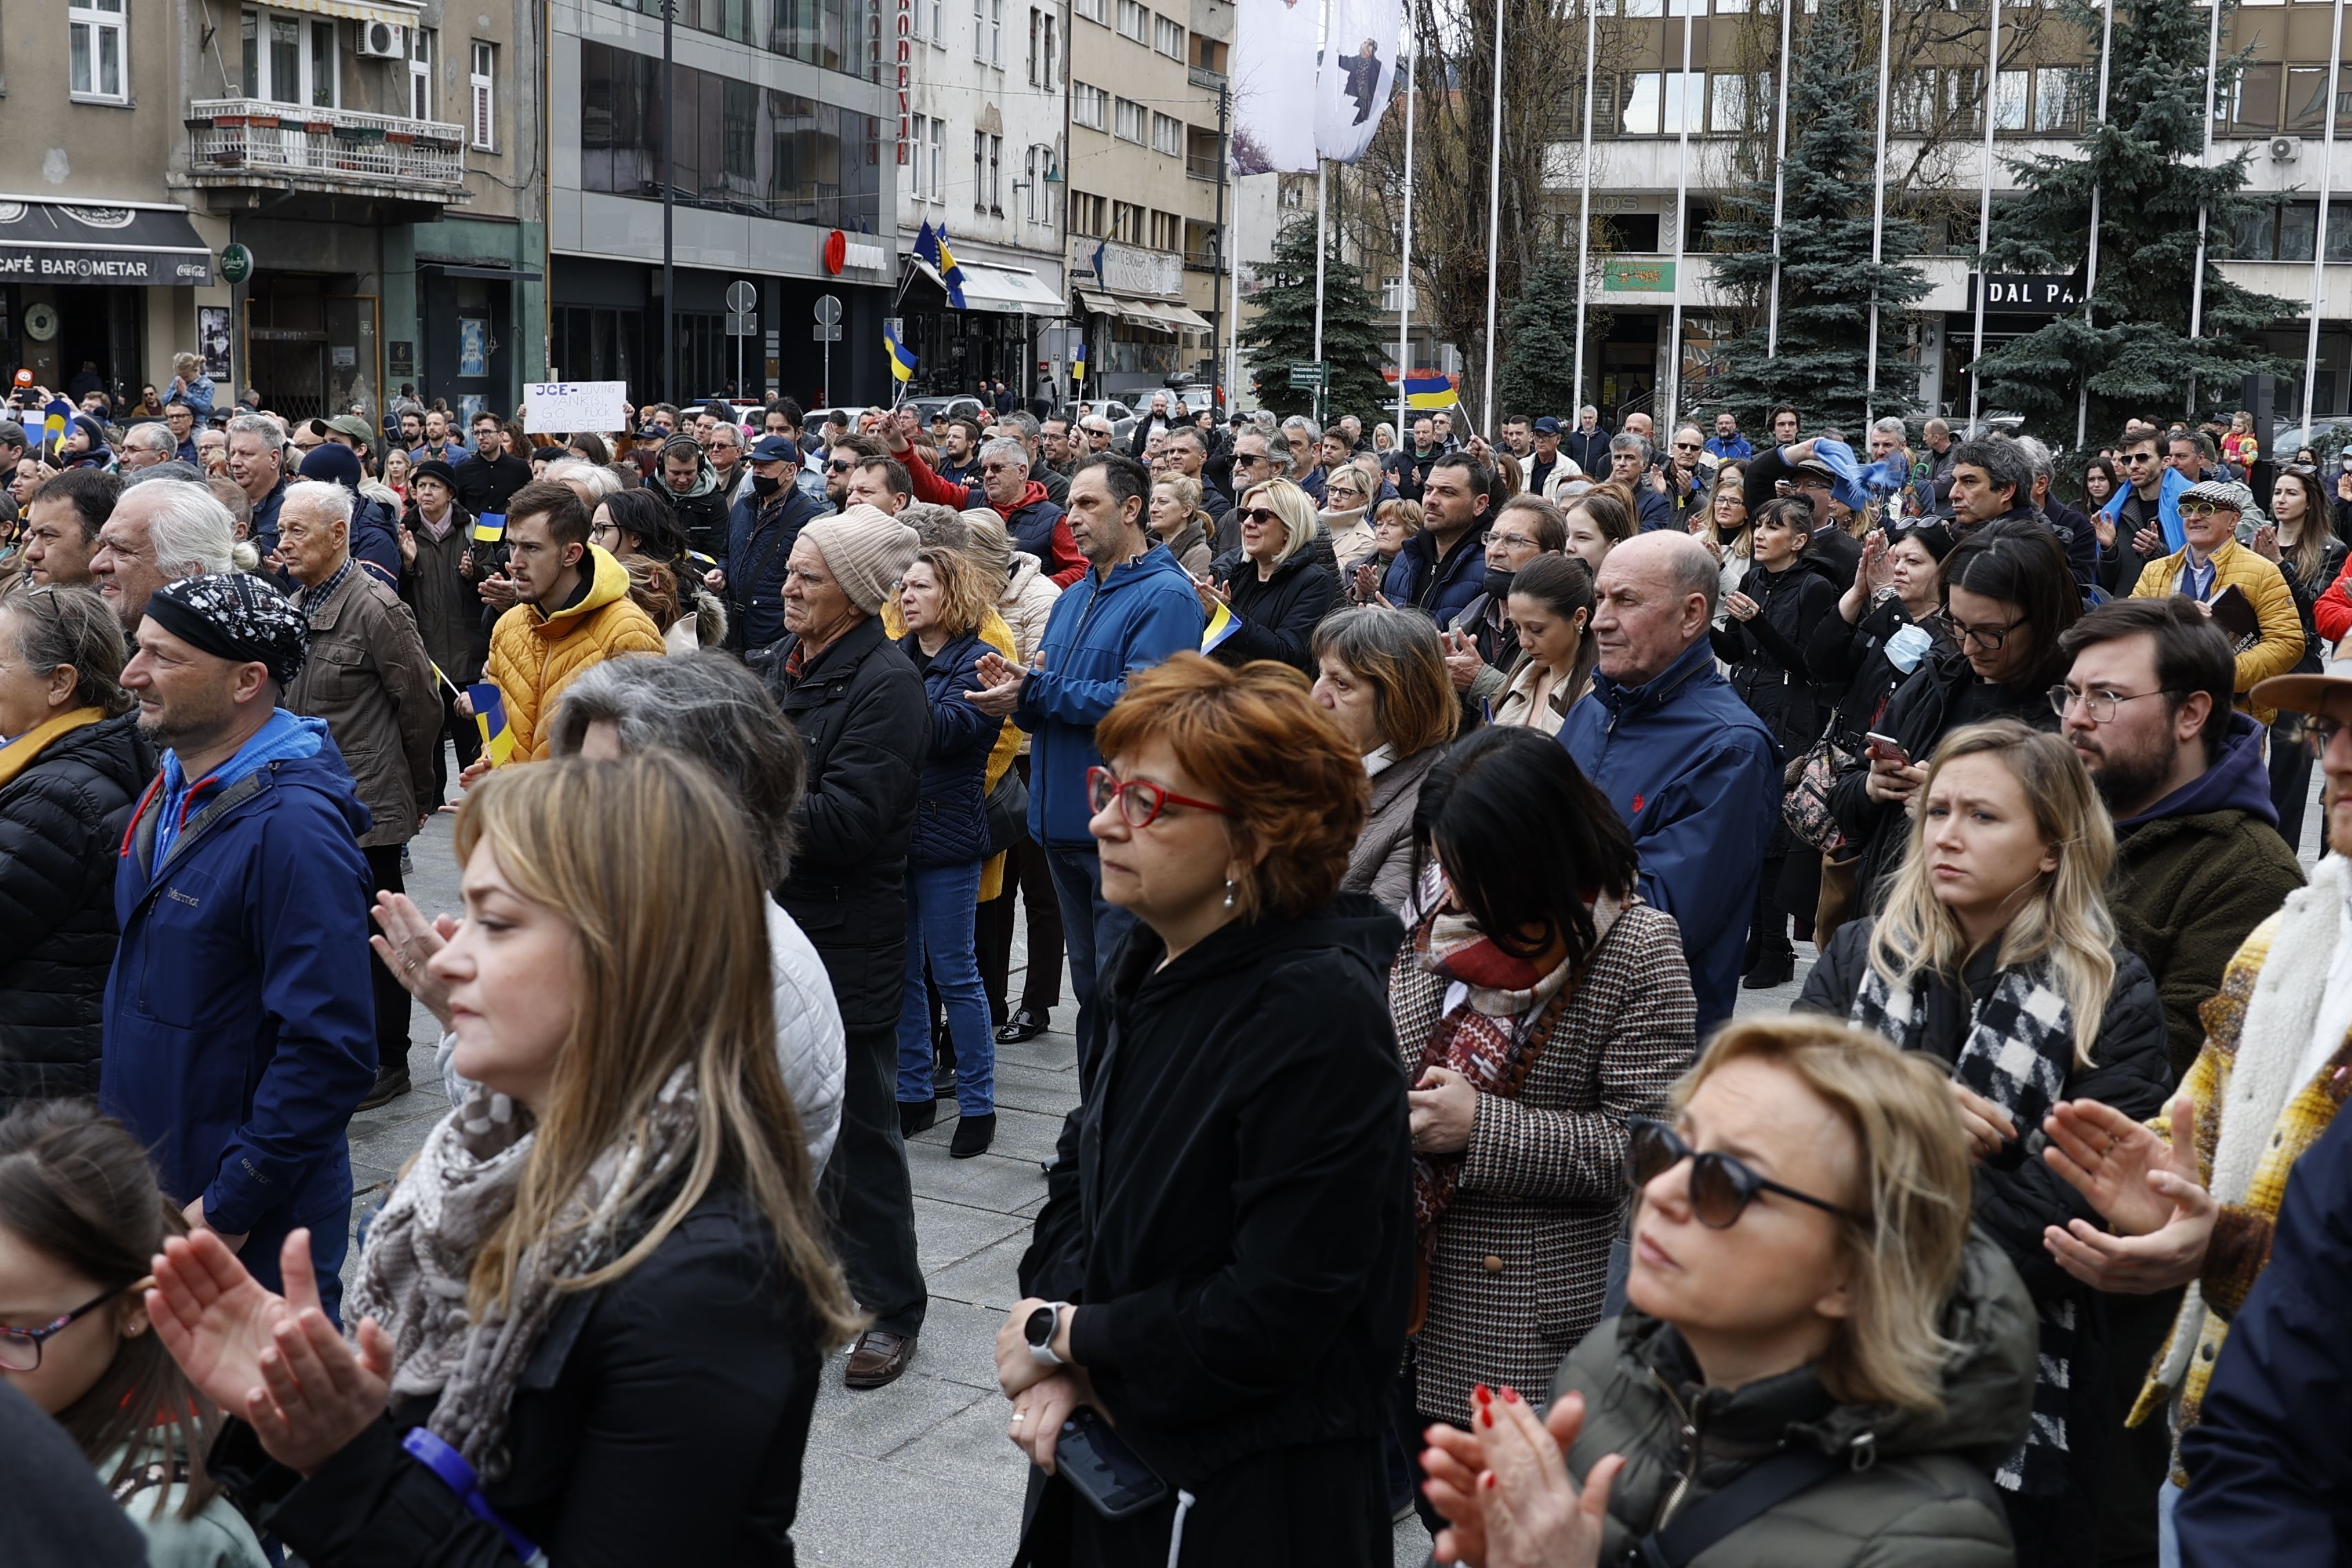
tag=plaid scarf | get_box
[1848,951,2078,1496]
[298,556,355,614]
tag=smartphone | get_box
[1864,732,1910,767]
[1055,1409,1168,1520]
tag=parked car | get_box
[2267,420,2352,464]
[907,394,988,427]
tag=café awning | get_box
[0,197,213,286]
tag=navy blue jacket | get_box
[727,484,824,650]
[99,714,375,1313]
[351,494,402,586]
[2177,1107,2352,1565]
[1558,638,1781,1041]
[1380,525,1490,627]
[905,628,997,868]
[1015,543,1205,846]
[251,477,290,555]
[1635,483,1677,532]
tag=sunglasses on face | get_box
[1239,507,1284,527]
[1625,1117,1861,1229]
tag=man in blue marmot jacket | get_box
[101,574,375,1318]
[967,452,1202,1079]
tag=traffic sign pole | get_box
[814,295,842,408]
[727,280,755,402]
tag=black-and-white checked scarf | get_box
[1848,953,2077,1496]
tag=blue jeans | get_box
[1042,842,1138,1081]
[895,859,995,1117]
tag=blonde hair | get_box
[1153,473,1215,540]
[907,544,992,636]
[1674,1018,1974,1414]
[1239,478,1319,568]
[453,755,864,1347]
[1870,720,2119,1064]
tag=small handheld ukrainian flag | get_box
[1200,598,1237,654]
[467,682,517,767]
[1070,340,1086,384]
[885,322,917,384]
[471,512,506,545]
[1403,375,1460,411]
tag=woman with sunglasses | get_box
[1197,478,1340,675]
[1829,520,2078,916]
[1418,1016,2037,1568]
[2253,465,2348,841]
[1387,727,1691,1534]
[1801,720,2167,1565]
[0,1101,270,1565]
[997,654,1411,1566]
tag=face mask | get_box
[1884,623,1935,674]
[752,473,782,498]
[1480,565,1517,602]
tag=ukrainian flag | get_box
[1403,375,1460,411]
[467,682,517,767]
[914,221,968,310]
[471,512,506,545]
[1070,340,1086,384]
[1201,598,1238,654]
[885,322,917,383]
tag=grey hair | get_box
[2011,433,2055,483]
[224,413,280,446]
[547,651,807,885]
[896,502,970,548]
[1609,432,1652,461]
[979,436,1029,472]
[1250,409,1279,438]
[1580,405,1598,420]
[542,458,623,500]
[1669,534,1724,619]
[1870,415,1910,444]
[1002,410,1041,440]
[122,423,177,458]
[125,460,204,487]
[282,478,355,531]
[135,481,237,578]
[3,584,130,718]
[1281,415,1323,446]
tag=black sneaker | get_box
[357,1061,411,1111]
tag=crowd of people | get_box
[5,366,2352,1568]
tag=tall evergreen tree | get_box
[1239,216,1395,426]
[1705,0,1930,431]
[1498,248,1590,420]
[1972,0,2291,442]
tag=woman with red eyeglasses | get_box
[994,653,1412,1567]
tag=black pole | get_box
[662,1,676,403]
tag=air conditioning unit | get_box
[357,21,406,59]
[2272,135,2301,163]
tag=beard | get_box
[2079,732,2176,817]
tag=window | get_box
[990,134,1002,208]
[1708,72,1747,133]
[309,19,337,107]
[1116,0,1148,41]
[930,0,944,46]
[1993,68,2029,132]
[470,40,496,149]
[68,0,127,101]
[239,7,335,108]
[1150,209,1179,250]
[990,0,1002,64]
[1028,8,1041,83]
[1151,110,1182,155]
[928,115,944,199]
[1662,70,1701,134]
[1025,146,1041,220]
[2033,65,2085,132]
[1153,14,1183,57]
[1942,66,1983,133]
[910,112,930,195]
[1194,35,1226,74]
[974,129,986,207]
[2220,61,2282,133]
[1073,81,1106,129]
[1115,95,1145,142]
[1620,72,1662,135]
[1071,190,1106,236]
[974,0,985,59]
[1892,68,1935,132]
[408,26,434,121]
[1074,0,1105,21]
[1041,14,1056,84]
[1112,199,1144,243]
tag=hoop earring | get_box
[1223,878,1237,910]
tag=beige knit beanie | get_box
[801,504,920,614]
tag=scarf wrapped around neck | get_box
[344,1068,701,1475]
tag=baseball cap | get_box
[1533,416,1562,435]
[747,434,800,463]
[326,414,377,447]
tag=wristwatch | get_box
[1024,1301,1071,1367]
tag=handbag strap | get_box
[1632,1446,1844,1568]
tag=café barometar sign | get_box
[0,199,214,286]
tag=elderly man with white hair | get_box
[889,420,1087,587]
[275,479,440,1108]
[117,421,179,473]
[90,478,237,631]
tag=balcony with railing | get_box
[185,100,471,210]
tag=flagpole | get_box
[1312,158,1329,426]
[1865,0,1894,426]
[2187,0,2223,416]
[1480,0,1505,434]
[2306,0,2345,435]
[1966,0,2003,435]
[1572,0,1597,411]
[1765,0,1794,358]
[1664,0,1694,433]
[2079,0,2114,449]
[1396,35,1418,440]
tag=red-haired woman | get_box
[994,654,1412,1566]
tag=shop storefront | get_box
[0,198,213,403]
[1070,241,1211,402]
[896,255,1067,402]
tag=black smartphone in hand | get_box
[1056,1409,1168,1520]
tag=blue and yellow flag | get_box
[1070,340,1086,384]
[885,322,917,383]
[467,682,516,767]
[914,221,967,309]
[42,396,70,453]
[1200,598,1237,654]
[1403,375,1460,411]
[471,512,506,545]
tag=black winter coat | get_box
[0,713,152,1106]
[451,451,531,519]
[1016,896,1412,1565]
[762,617,930,1030]
[1709,559,1839,755]
[1826,647,2059,913]
[660,478,732,563]
[212,1186,825,1568]
[1208,547,1341,674]
[903,627,995,869]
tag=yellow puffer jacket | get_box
[484,544,669,762]
[2127,536,2302,723]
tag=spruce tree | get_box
[1239,215,1395,426]
[1972,0,2291,442]
[1498,248,1589,420]
[1705,0,1930,431]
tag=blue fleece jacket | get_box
[1015,543,1205,846]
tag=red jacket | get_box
[2316,550,2352,644]
[903,444,1088,587]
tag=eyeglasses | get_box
[2048,685,2173,724]
[1489,531,1540,551]
[1624,1117,1861,1229]
[981,463,1018,477]
[0,1284,127,1373]
[2304,715,2350,760]
[1950,614,2027,651]
[2177,502,2235,520]
[1086,765,1237,828]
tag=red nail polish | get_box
[1501,1385,1520,1404]
[1473,1383,1492,1404]
[1482,1471,1498,1491]
[1479,1408,1493,1429]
